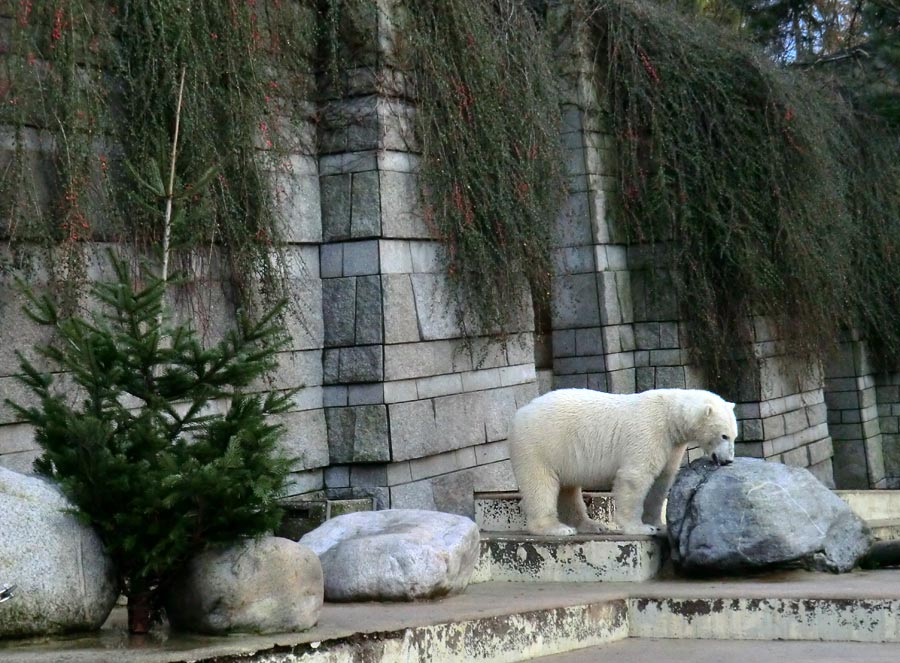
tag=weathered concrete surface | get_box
[526,638,900,663]
[475,492,615,532]
[477,533,663,583]
[3,571,900,662]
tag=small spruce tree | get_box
[7,254,295,633]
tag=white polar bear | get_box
[508,388,737,536]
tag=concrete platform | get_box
[528,638,900,663]
[475,492,616,532]
[2,570,900,663]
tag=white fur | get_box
[508,388,737,536]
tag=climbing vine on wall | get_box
[588,0,900,383]
[1,0,316,305]
[402,0,565,338]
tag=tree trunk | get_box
[127,591,154,634]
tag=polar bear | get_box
[508,388,737,536]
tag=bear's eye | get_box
[721,434,729,440]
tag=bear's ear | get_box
[727,401,735,410]
[705,404,713,417]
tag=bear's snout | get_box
[711,453,733,466]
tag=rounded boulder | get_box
[0,467,118,639]
[300,509,480,601]
[165,537,323,635]
[667,457,872,573]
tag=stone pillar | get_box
[875,372,900,488]
[824,334,887,488]
[317,0,538,518]
[548,2,636,395]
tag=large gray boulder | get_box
[300,509,480,601]
[0,467,118,639]
[165,537,323,635]
[667,458,872,573]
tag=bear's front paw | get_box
[620,522,660,536]
[529,522,578,536]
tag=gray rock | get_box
[0,467,118,639]
[165,537,323,635]
[667,458,872,574]
[300,509,480,601]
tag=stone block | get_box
[323,385,348,408]
[350,465,387,487]
[461,368,502,393]
[380,170,430,238]
[475,440,509,465]
[320,244,343,278]
[383,379,418,403]
[410,274,461,341]
[338,345,383,383]
[355,275,383,345]
[283,469,325,496]
[271,166,322,244]
[325,465,350,488]
[409,240,444,273]
[379,240,413,274]
[409,451,461,481]
[499,364,536,387]
[552,330,576,357]
[784,408,809,435]
[554,191,593,248]
[432,470,476,519]
[382,274,420,344]
[322,278,356,348]
[351,170,381,237]
[552,273,600,328]
[607,369,636,394]
[326,404,389,463]
[655,366,686,389]
[390,479,437,511]
[636,367,656,392]
[808,437,834,466]
[832,439,869,488]
[417,373,463,399]
[273,409,329,471]
[470,459,517,492]
[763,415,786,439]
[388,399,438,461]
[553,246,595,275]
[780,445,809,467]
[659,322,679,348]
[576,328,605,356]
[321,174,352,240]
[484,387,519,442]
[347,383,384,406]
[384,339,471,381]
[386,461,413,486]
[0,423,37,456]
[740,418,764,441]
[634,323,660,350]
[342,240,379,277]
[0,449,40,474]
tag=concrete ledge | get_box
[477,533,664,583]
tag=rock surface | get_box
[667,458,872,573]
[165,537,323,635]
[0,467,118,639]
[300,509,480,601]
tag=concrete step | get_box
[473,532,665,583]
[522,638,900,663]
[5,571,900,662]
[475,491,616,532]
[478,489,900,539]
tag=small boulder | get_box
[0,467,118,639]
[165,537,323,635]
[300,509,480,601]
[667,458,872,573]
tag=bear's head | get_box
[693,396,737,466]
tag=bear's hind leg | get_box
[613,468,660,536]
[519,468,576,536]
[558,487,607,534]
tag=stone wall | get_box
[2,0,898,518]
